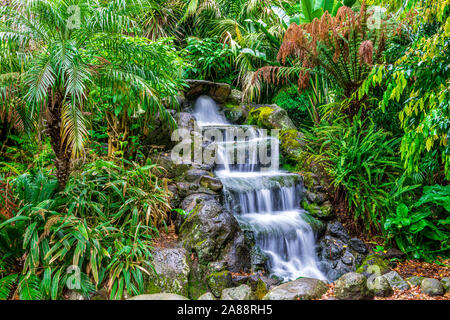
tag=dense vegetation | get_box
[0,0,448,300]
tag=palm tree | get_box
[0,0,183,190]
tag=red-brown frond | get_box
[359,40,373,65]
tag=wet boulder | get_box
[199,175,223,192]
[441,277,450,292]
[179,197,251,272]
[349,238,368,254]
[150,152,191,179]
[184,169,212,182]
[326,221,350,242]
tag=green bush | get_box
[385,185,450,260]
[0,160,172,300]
[272,85,311,126]
[183,37,234,82]
[304,115,403,232]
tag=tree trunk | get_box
[46,88,72,191]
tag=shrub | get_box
[385,185,450,260]
[183,37,234,82]
[0,160,172,300]
[304,114,403,232]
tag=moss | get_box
[356,254,390,275]
[145,278,163,294]
[255,279,268,300]
[302,172,315,190]
[224,103,239,109]
[301,200,318,215]
[187,264,209,300]
[301,213,326,235]
[247,107,275,129]
[206,270,233,298]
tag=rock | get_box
[180,193,217,214]
[197,292,217,300]
[349,238,368,254]
[441,277,450,292]
[232,275,250,286]
[421,278,444,296]
[221,284,254,300]
[262,278,328,300]
[301,200,334,221]
[168,184,181,208]
[176,112,196,131]
[319,236,346,260]
[406,276,424,286]
[279,129,306,160]
[380,248,406,260]
[150,152,191,179]
[229,89,243,104]
[341,250,356,266]
[208,261,228,272]
[145,248,190,297]
[90,288,109,301]
[367,275,393,297]
[179,198,251,272]
[254,279,268,300]
[356,254,390,276]
[207,271,233,298]
[224,104,247,124]
[185,80,231,103]
[199,175,223,192]
[128,293,189,300]
[247,105,296,130]
[249,244,269,272]
[184,169,212,182]
[302,213,326,237]
[334,272,373,300]
[305,191,327,205]
[326,222,350,242]
[382,271,410,290]
[66,290,85,300]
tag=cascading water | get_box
[193,96,327,282]
[193,95,229,126]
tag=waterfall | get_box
[193,96,327,282]
[193,95,229,126]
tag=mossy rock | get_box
[145,248,190,297]
[406,276,424,286]
[356,254,390,276]
[279,129,305,161]
[255,279,268,300]
[224,104,247,123]
[206,270,233,298]
[247,105,296,130]
[301,200,334,220]
[301,212,326,237]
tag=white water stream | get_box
[193,96,326,281]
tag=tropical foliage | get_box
[0,0,449,300]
